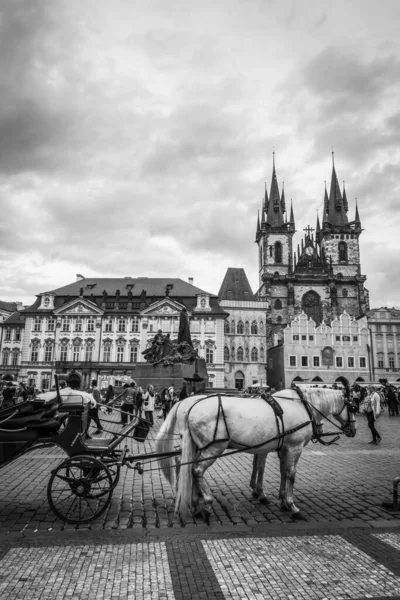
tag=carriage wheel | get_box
[47,455,114,524]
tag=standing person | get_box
[88,380,103,435]
[120,383,136,424]
[160,388,171,420]
[135,386,144,417]
[2,382,15,409]
[352,385,361,414]
[179,384,188,401]
[365,386,382,445]
[105,384,115,404]
[142,385,155,426]
[387,385,399,416]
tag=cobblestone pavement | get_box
[1,408,400,598]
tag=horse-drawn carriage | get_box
[0,377,170,525]
[0,380,357,524]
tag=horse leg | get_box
[255,454,269,505]
[192,441,229,519]
[278,445,306,519]
[250,455,259,497]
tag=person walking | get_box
[142,385,155,426]
[160,387,172,420]
[88,380,103,435]
[352,385,361,414]
[387,385,399,416]
[365,385,382,445]
[135,386,144,417]
[120,383,136,424]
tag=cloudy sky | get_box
[1,0,400,308]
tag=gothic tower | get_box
[256,156,295,346]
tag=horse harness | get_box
[186,387,351,455]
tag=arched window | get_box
[245,321,250,334]
[237,347,244,361]
[2,349,10,366]
[274,299,282,310]
[260,346,265,361]
[224,346,230,361]
[301,290,323,326]
[11,349,19,366]
[237,321,244,334]
[224,321,230,334]
[231,347,235,361]
[338,241,347,262]
[274,241,282,264]
[251,320,258,334]
[245,347,249,361]
[231,320,235,332]
[251,347,258,362]
[260,321,264,333]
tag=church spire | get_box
[324,154,348,226]
[355,199,361,227]
[281,181,286,213]
[316,211,321,235]
[261,197,266,224]
[256,210,261,239]
[264,181,269,213]
[266,153,285,227]
[342,181,349,212]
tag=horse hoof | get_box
[259,497,270,505]
[252,491,259,498]
[291,511,307,521]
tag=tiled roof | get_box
[218,268,255,301]
[2,311,25,326]
[0,301,19,312]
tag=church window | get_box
[251,321,258,334]
[224,346,230,361]
[274,299,282,310]
[237,347,244,361]
[338,242,348,262]
[289,356,296,366]
[301,291,323,326]
[237,321,244,334]
[224,321,230,334]
[274,242,282,264]
[301,356,308,367]
[251,347,258,361]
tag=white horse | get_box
[156,388,356,520]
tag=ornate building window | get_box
[117,346,124,362]
[47,317,55,331]
[260,321,264,333]
[118,318,126,333]
[237,321,244,334]
[87,317,95,332]
[377,353,384,368]
[44,344,53,362]
[60,343,68,362]
[274,241,282,264]
[33,317,41,332]
[224,346,230,361]
[105,318,113,332]
[274,299,282,310]
[11,349,19,366]
[130,345,138,362]
[251,320,258,334]
[389,354,395,368]
[2,349,10,366]
[245,321,250,334]
[251,347,258,361]
[245,347,249,361]
[62,317,70,332]
[131,317,139,333]
[4,328,11,342]
[237,347,244,361]
[30,345,39,362]
[338,241,348,262]
[224,321,230,334]
[205,347,214,364]
[75,317,83,332]
[231,347,235,361]
[103,344,111,362]
[72,345,81,362]
[260,346,265,361]
[85,341,94,362]
[301,291,323,326]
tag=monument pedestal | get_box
[132,358,208,391]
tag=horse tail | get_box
[155,402,180,487]
[175,410,196,519]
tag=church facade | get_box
[256,156,370,350]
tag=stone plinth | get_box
[132,358,208,391]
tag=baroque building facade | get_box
[0,277,227,391]
[218,268,268,390]
[367,307,400,384]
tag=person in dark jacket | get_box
[88,380,103,434]
[387,385,399,416]
[2,382,15,408]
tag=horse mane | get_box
[300,387,343,415]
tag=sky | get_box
[1,0,400,308]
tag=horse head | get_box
[333,394,357,438]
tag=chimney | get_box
[76,274,85,281]
[16,301,24,311]
[188,277,194,285]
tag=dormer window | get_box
[44,296,50,307]
[200,298,206,308]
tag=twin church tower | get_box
[255,155,369,348]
